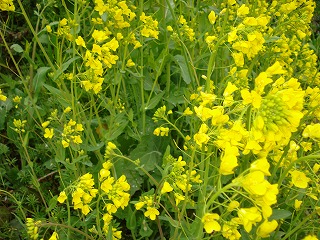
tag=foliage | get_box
[0,0,320,239]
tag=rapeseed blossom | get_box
[202,213,221,233]
[0,0,15,11]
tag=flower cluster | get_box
[58,173,98,215]
[140,12,159,39]
[13,119,27,134]
[135,193,160,220]
[26,218,41,240]
[0,89,7,101]
[57,143,130,237]
[61,119,84,148]
[0,0,15,11]
[99,160,130,233]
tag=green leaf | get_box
[104,113,129,141]
[159,215,180,228]
[82,142,104,152]
[270,209,292,220]
[53,56,80,81]
[43,84,71,107]
[173,55,192,84]
[10,44,24,53]
[139,221,153,237]
[33,67,51,102]
[145,91,165,110]
[155,48,169,75]
[129,135,163,172]
[46,197,57,213]
[126,206,137,231]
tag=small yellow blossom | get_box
[57,191,67,203]
[42,121,50,128]
[160,181,173,194]
[290,170,310,188]
[236,207,262,232]
[294,199,302,210]
[227,201,240,212]
[174,192,185,205]
[237,5,249,16]
[48,232,58,240]
[0,89,7,101]
[302,235,319,240]
[257,220,278,238]
[208,11,217,25]
[62,139,70,148]
[44,128,54,139]
[202,213,221,233]
[64,107,72,113]
[46,25,52,33]
[144,207,159,220]
[126,59,135,67]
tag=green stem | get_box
[206,182,239,207]
[39,222,95,240]
[0,190,26,220]
[16,0,56,71]
[19,134,48,209]
[277,154,320,186]
[281,210,317,240]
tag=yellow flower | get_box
[144,207,159,220]
[135,201,145,210]
[290,170,310,188]
[237,4,249,16]
[41,121,50,128]
[76,36,86,48]
[72,135,82,144]
[59,18,68,26]
[161,181,173,194]
[257,220,278,238]
[81,204,90,215]
[62,139,69,148]
[220,143,239,175]
[126,59,135,67]
[64,106,72,113]
[241,89,262,109]
[232,52,244,67]
[227,201,240,212]
[222,221,241,240]
[57,191,67,203]
[266,61,286,76]
[44,128,54,139]
[223,82,238,97]
[208,11,217,25]
[294,199,302,210]
[254,72,273,94]
[46,25,52,33]
[237,207,262,233]
[48,231,59,240]
[302,235,319,240]
[313,163,320,173]
[228,29,238,43]
[241,171,269,196]
[194,132,209,147]
[174,192,185,205]
[243,139,262,155]
[250,157,271,176]
[183,107,193,115]
[13,96,22,103]
[202,213,221,233]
